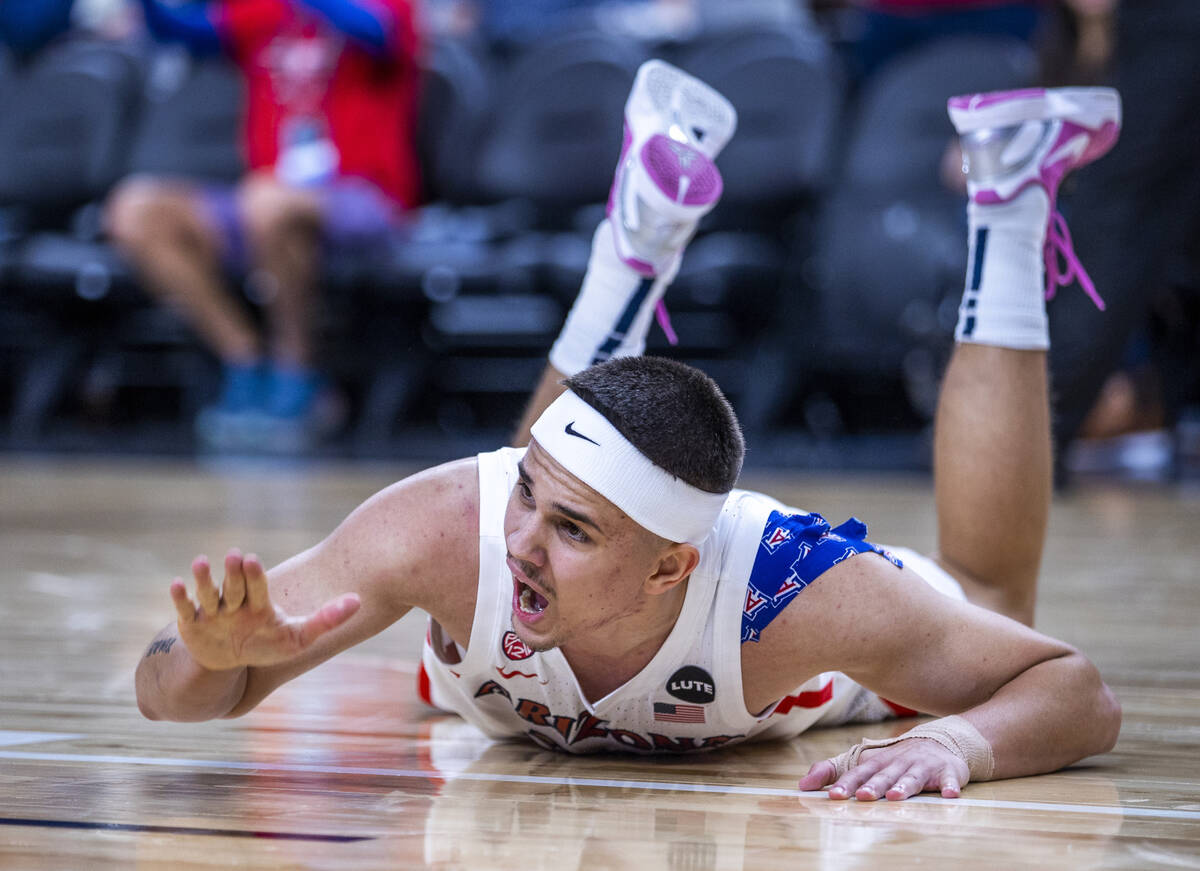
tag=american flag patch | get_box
[653,702,705,724]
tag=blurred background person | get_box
[1046,0,1200,479]
[105,0,422,452]
[837,0,1048,83]
[0,0,148,59]
[0,0,75,59]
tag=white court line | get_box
[3,749,1198,822]
[0,732,84,747]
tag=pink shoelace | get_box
[1044,210,1106,311]
[654,299,679,345]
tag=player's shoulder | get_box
[739,545,906,712]
[367,455,481,538]
[335,456,481,616]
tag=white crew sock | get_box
[956,187,1051,351]
[549,220,668,376]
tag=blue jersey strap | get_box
[741,510,902,643]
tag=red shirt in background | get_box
[216,0,421,208]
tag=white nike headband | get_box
[529,390,729,544]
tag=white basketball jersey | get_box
[418,447,896,754]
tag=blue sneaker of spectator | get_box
[194,362,265,451]
[251,365,345,453]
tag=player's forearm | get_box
[135,625,248,722]
[965,651,1121,779]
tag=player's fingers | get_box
[192,556,220,617]
[938,766,963,799]
[798,759,838,792]
[855,758,914,802]
[884,764,936,801]
[243,554,270,611]
[221,549,246,610]
[295,594,361,649]
[826,755,886,801]
[170,578,196,624]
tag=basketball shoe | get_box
[608,59,737,281]
[947,87,1121,310]
[548,62,735,373]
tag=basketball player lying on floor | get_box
[136,63,1124,801]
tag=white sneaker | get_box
[948,87,1121,309]
[607,60,737,281]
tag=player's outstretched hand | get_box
[797,738,970,801]
[169,549,360,672]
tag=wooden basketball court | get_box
[2,456,1198,869]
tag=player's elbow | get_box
[1094,679,1122,755]
[1072,653,1122,756]
[136,694,164,721]
[134,663,165,721]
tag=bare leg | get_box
[106,177,260,365]
[933,344,1050,626]
[932,87,1121,626]
[237,173,323,369]
[513,364,569,447]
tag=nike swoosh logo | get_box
[1045,134,1088,169]
[564,421,600,446]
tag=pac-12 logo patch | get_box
[666,666,715,703]
[501,631,534,661]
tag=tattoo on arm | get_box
[144,636,178,658]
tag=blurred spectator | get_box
[599,0,815,41]
[0,0,74,59]
[687,0,814,32]
[105,0,421,452]
[72,0,142,41]
[1048,0,1200,474]
[838,0,1047,82]
[423,0,813,47]
[421,0,610,46]
[0,0,139,56]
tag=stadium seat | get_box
[394,32,647,438]
[802,36,1038,422]
[0,41,229,443]
[841,36,1038,192]
[0,39,141,225]
[128,47,244,182]
[676,23,845,212]
[474,29,647,210]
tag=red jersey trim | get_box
[771,680,834,716]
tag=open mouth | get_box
[517,581,549,615]
[508,556,551,624]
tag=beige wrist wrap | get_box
[830,715,995,782]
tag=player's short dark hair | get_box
[562,356,744,494]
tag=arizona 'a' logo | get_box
[773,573,804,603]
[762,525,792,553]
[502,631,534,661]
[743,587,767,619]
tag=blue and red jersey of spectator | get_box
[140,0,421,209]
